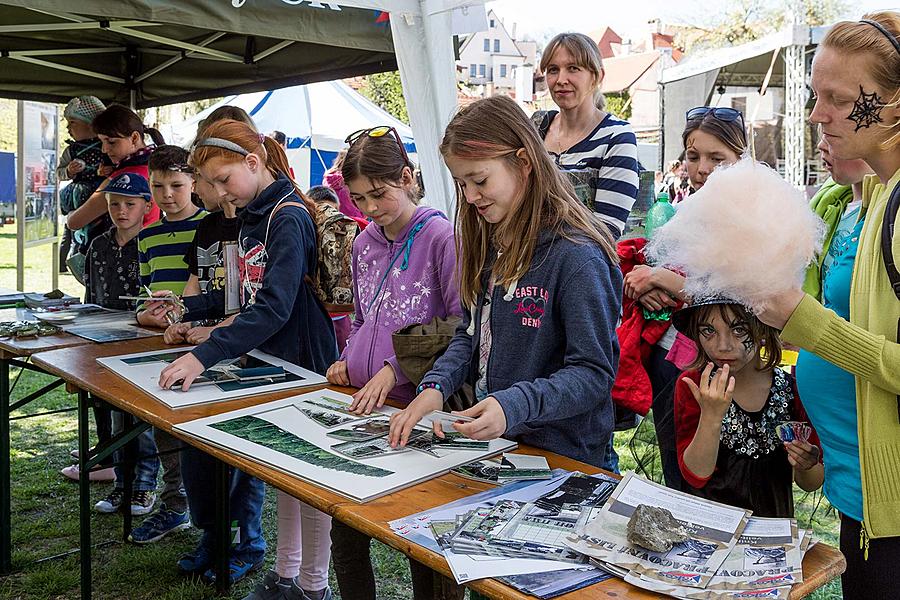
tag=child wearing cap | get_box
[58,95,111,276]
[124,146,207,546]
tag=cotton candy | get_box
[645,157,825,313]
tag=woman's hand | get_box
[326,360,350,387]
[137,305,171,329]
[756,289,806,330]
[451,397,508,441]
[785,439,821,471]
[97,165,114,177]
[623,265,657,299]
[388,388,443,448]
[682,363,735,420]
[637,289,678,312]
[163,322,190,344]
[350,365,396,415]
[185,326,214,345]
[158,352,205,391]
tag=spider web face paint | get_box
[847,85,885,132]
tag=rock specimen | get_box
[626,504,689,552]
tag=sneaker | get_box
[128,503,190,544]
[203,556,264,586]
[61,464,116,482]
[130,490,156,516]
[243,570,291,600]
[290,582,332,600]
[177,544,212,577]
[94,490,124,514]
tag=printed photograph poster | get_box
[96,347,327,409]
[174,390,517,503]
[18,101,59,245]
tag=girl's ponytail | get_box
[92,104,164,146]
[145,126,165,146]
[262,135,317,217]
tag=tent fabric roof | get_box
[601,51,659,93]
[169,80,415,153]
[0,1,397,108]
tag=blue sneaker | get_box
[177,544,212,576]
[202,556,264,586]
[128,503,190,544]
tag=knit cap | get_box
[63,96,106,124]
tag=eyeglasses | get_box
[686,107,745,128]
[344,126,411,167]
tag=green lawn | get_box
[0,229,844,599]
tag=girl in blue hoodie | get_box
[157,120,336,598]
[389,95,623,471]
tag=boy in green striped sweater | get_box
[130,145,207,545]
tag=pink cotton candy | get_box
[646,157,825,313]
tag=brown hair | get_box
[198,105,256,137]
[190,119,316,217]
[440,95,618,308]
[682,303,783,372]
[820,11,900,150]
[540,32,606,110]
[92,104,165,146]
[341,130,418,202]
[681,113,747,158]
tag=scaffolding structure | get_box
[783,0,807,188]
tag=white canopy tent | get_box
[168,80,418,191]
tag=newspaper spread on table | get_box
[564,472,752,589]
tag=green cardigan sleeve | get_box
[782,294,900,395]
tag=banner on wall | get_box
[17,100,59,247]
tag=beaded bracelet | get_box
[416,382,442,395]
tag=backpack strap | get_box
[882,179,900,300]
[263,193,319,289]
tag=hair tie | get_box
[259,134,266,145]
[860,19,900,56]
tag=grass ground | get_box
[0,229,844,599]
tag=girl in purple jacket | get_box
[325,126,460,600]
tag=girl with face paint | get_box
[756,12,900,597]
[671,300,823,518]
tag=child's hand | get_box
[623,265,657,299]
[451,397,507,441]
[326,360,350,387]
[185,326,214,345]
[98,165,114,177]
[350,364,396,415]
[638,289,677,311]
[682,363,735,420]
[785,439,821,471]
[158,352,204,391]
[67,160,85,177]
[137,307,170,329]
[164,322,190,344]
[388,388,443,448]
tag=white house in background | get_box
[457,9,537,101]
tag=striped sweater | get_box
[536,110,640,238]
[138,208,207,295]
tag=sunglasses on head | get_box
[344,126,411,167]
[686,107,745,127]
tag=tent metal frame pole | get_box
[253,40,294,63]
[134,32,227,84]
[0,20,161,34]
[107,25,244,63]
[10,47,126,57]
[9,56,125,84]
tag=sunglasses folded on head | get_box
[344,126,412,167]
[686,106,744,126]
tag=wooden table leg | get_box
[78,389,92,600]
[0,357,11,574]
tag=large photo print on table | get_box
[97,347,327,409]
[175,390,518,502]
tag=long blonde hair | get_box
[440,95,618,308]
[540,32,606,110]
[821,11,900,150]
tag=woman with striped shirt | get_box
[534,32,640,239]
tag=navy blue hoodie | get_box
[420,230,622,467]
[191,175,337,374]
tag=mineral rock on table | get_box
[626,504,689,552]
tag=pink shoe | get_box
[60,464,116,482]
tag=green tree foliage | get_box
[359,71,410,125]
[675,0,848,53]
[605,91,632,120]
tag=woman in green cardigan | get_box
[759,12,900,600]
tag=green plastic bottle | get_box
[644,191,676,239]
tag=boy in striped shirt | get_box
[130,145,206,545]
